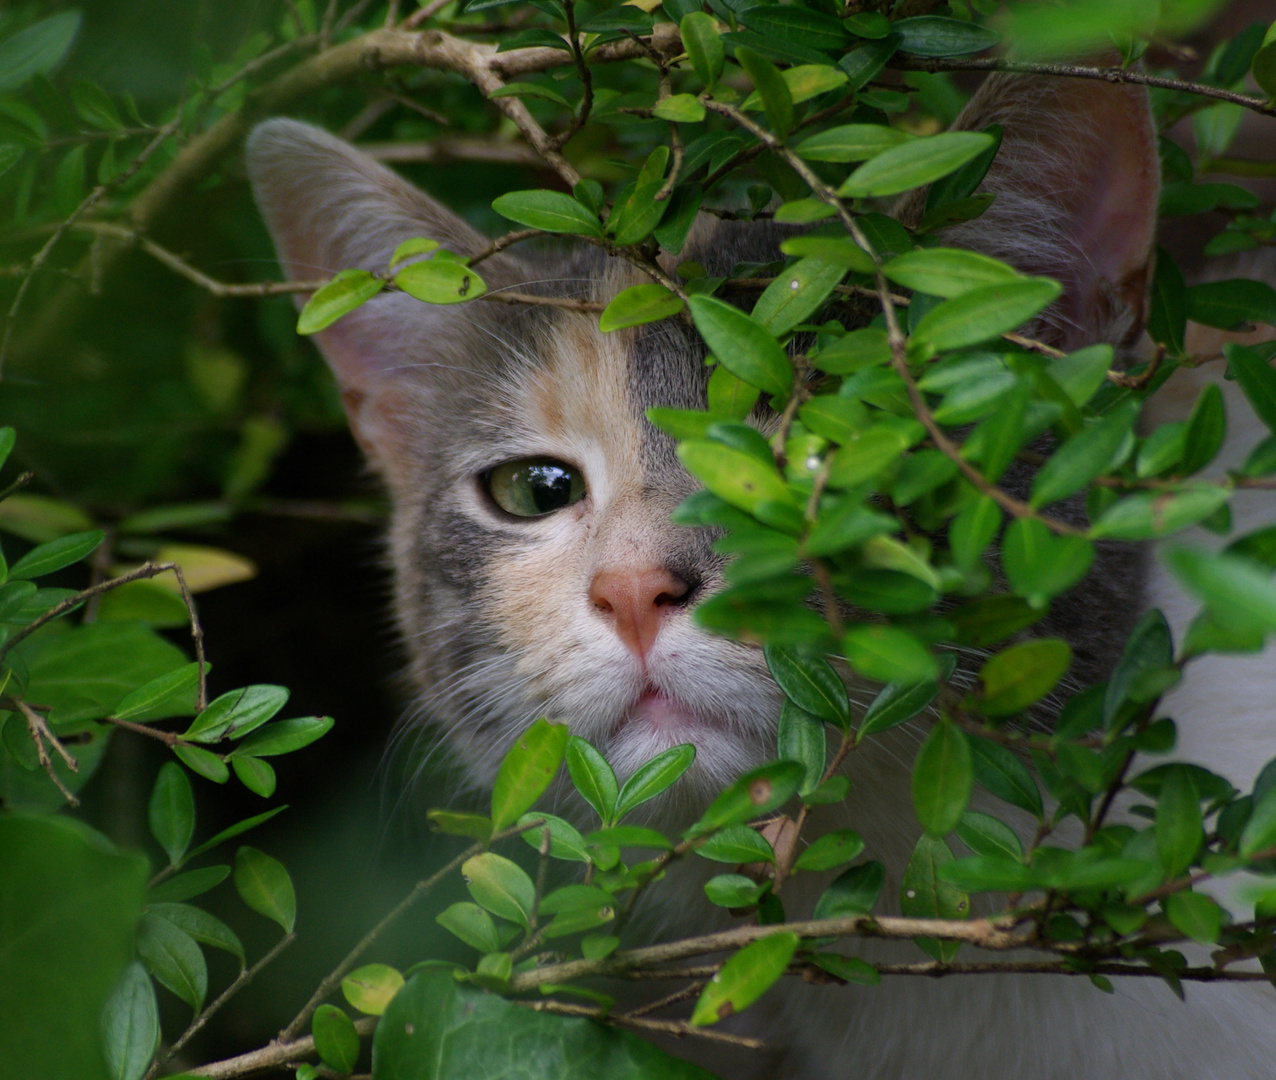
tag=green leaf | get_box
[426,810,493,843]
[1030,399,1139,507]
[812,860,885,918]
[585,825,673,851]
[488,80,572,106]
[232,715,333,757]
[1001,519,1094,605]
[837,36,899,89]
[234,846,296,933]
[147,865,231,904]
[882,249,1018,299]
[1,816,147,1080]
[394,259,487,305]
[938,854,1033,893]
[147,902,244,966]
[387,237,439,272]
[779,235,876,274]
[599,284,684,332]
[1185,279,1276,330]
[1164,890,1221,946]
[751,258,847,337]
[608,181,670,246]
[1240,785,1276,859]
[795,124,913,163]
[184,806,287,864]
[615,743,696,819]
[1227,343,1276,435]
[691,932,798,1026]
[136,911,207,1011]
[978,639,1072,717]
[912,719,972,836]
[1255,33,1276,100]
[704,873,769,908]
[296,269,385,334]
[518,812,590,863]
[858,678,940,740]
[687,295,792,398]
[113,663,202,723]
[1092,487,1231,541]
[100,962,160,1080]
[809,953,880,985]
[566,736,618,823]
[842,624,937,684]
[491,190,603,237]
[1163,544,1276,636]
[1181,383,1226,474]
[765,645,849,729]
[375,969,712,1079]
[912,278,1061,351]
[436,901,502,953]
[313,1004,360,1073]
[893,15,1000,57]
[7,529,103,580]
[148,762,195,866]
[342,964,405,1016]
[173,744,229,784]
[950,496,1001,572]
[653,93,705,123]
[72,79,122,130]
[461,852,534,928]
[489,718,569,830]
[695,825,776,864]
[794,830,864,871]
[688,760,805,837]
[1104,609,1173,728]
[900,834,968,962]
[838,131,995,198]
[826,427,911,490]
[708,365,761,419]
[183,684,288,743]
[777,700,826,796]
[232,755,276,797]
[969,736,1043,816]
[680,12,724,87]
[677,440,792,516]
[735,46,793,137]
[956,811,1023,860]
[0,12,82,93]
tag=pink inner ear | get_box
[1048,85,1161,348]
[943,71,1161,351]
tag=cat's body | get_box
[248,66,1276,1079]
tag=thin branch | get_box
[277,818,545,1042]
[467,228,545,267]
[183,1016,377,1079]
[519,998,765,1049]
[890,56,1276,119]
[7,697,79,805]
[148,933,297,1079]
[0,561,188,663]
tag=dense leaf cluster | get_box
[5,1,1276,1078]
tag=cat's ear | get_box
[912,70,1160,351]
[246,118,520,484]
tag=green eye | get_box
[485,458,587,517]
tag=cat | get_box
[248,66,1276,1080]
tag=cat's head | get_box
[247,70,1160,812]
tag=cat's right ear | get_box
[246,118,518,486]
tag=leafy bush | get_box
[5,1,1276,1078]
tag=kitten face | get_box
[383,245,790,806]
[247,68,1159,818]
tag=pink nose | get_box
[589,567,691,661]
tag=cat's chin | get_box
[617,689,723,737]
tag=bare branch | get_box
[891,56,1276,119]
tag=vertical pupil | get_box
[527,464,570,513]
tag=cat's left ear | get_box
[905,69,1161,351]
